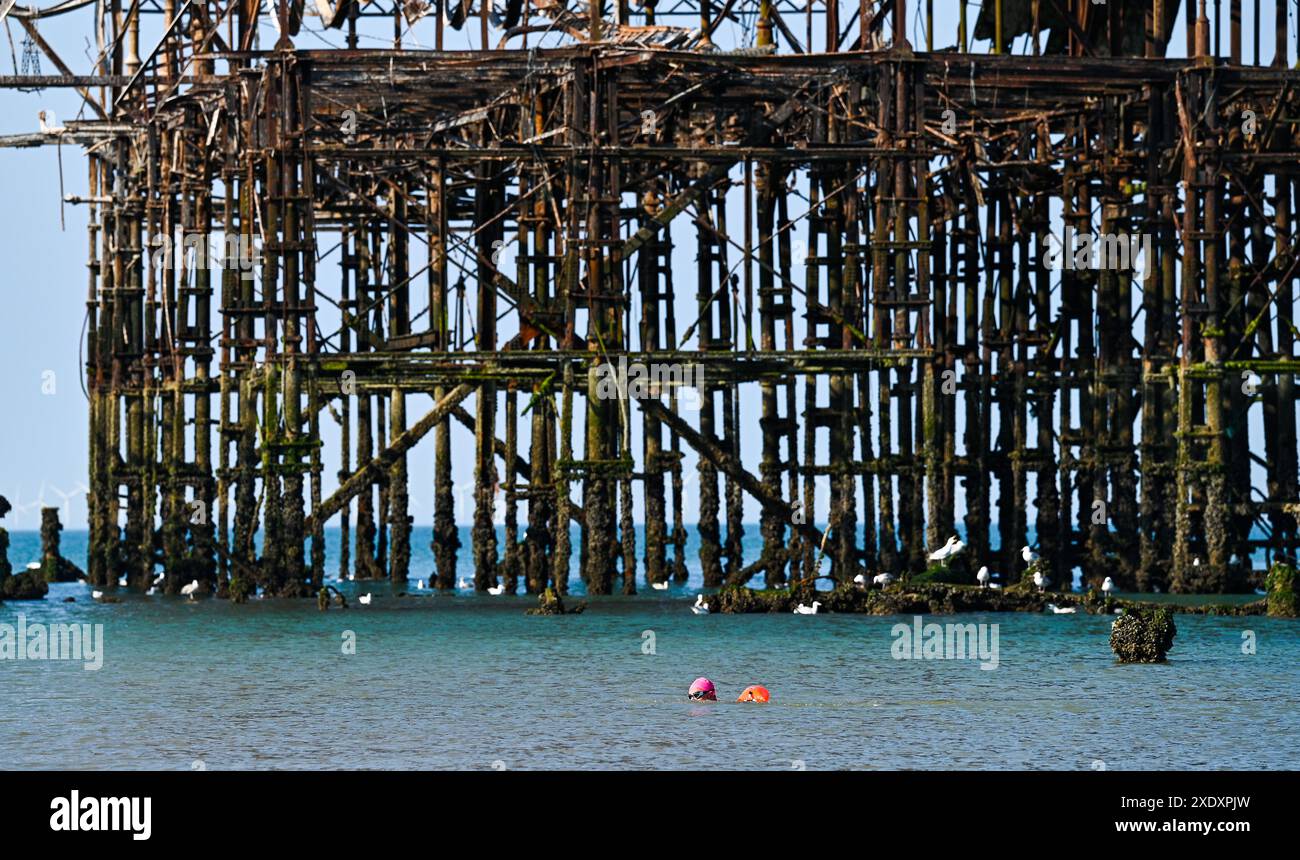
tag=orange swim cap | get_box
[736,685,771,703]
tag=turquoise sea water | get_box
[1,528,1296,770]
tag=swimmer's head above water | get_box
[687,677,717,701]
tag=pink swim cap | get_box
[688,677,717,700]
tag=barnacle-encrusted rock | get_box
[39,507,85,583]
[1109,607,1177,663]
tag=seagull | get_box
[691,594,710,615]
[928,535,964,563]
[1032,570,1048,592]
[1021,546,1040,564]
[793,601,822,615]
[976,566,990,588]
[359,593,372,605]
[457,577,471,589]
[118,575,128,587]
[873,572,894,587]
[651,580,670,591]
[1101,576,1115,597]
[180,579,200,599]
[853,573,866,586]
[487,582,506,596]
[38,110,65,134]
[1193,556,1202,567]
[1046,603,1077,614]
[91,590,104,600]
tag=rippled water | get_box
[2,529,1296,770]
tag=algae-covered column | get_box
[192,123,218,591]
[575,59,619,595]
[605,76,637,596]
[1138,81,1175,592]
[1172,60,1228,592]
[1193,68,1231,589]
[336,222,355,584]
[472,157,501,591]
[276,54,311,595]
[121,135,151,589]
[820,121,856,581]
[86,153,116,587]
[957,142,986,573]
[521,126,556,593]
[354,213,379,579]
[1029,121,1061,581]
[387,184,412,584]
[40,508,84,582]
[639,186,669,588]
[553,358,576,594]
[755,160,787,587]
[870,122,897,576]
[428,157,459,589]
[896,57,923,574]
[503,388,521,593]
[710,189,744,582]
[693,172,723,588]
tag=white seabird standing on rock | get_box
[691,594,710,615]
[976,566,990,588]
[928,535,964,563]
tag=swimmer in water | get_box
[687,677,717,701]
[736,685,771,703]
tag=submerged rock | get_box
[526,587,585,615]
[0,498,49,599]
[1109,607,1177,663]
[317,585,348,610]
[706,580,1262,617]
[0,561,49,601]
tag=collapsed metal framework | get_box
[5,1,1300,595]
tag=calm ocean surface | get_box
[1,527,1296,770]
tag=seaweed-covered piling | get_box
[39,508,85,583]
[1,3,1298,600]
[1264,563,1298,618]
